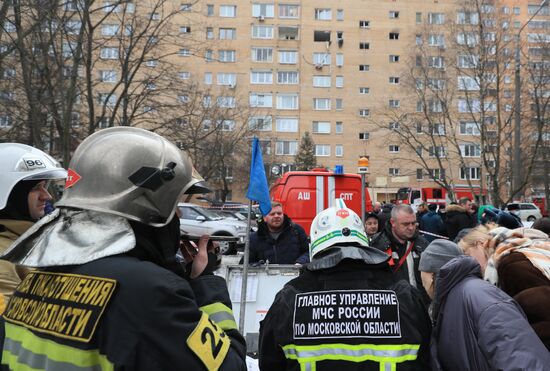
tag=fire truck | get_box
[270,168,373,233]
[395,186,486,207]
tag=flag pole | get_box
[238,199,253,333]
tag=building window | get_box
[427,12,445,24]
[389,99,400,108]
[205,50,213,62]
[180,26,191,34]
[249,93,273,107]
[206,27,214,39]
[389,55,399,62]
[389,168,400,176]
[219,28,236,39]
[335,76,344,88]
[459,122,481,135]
[313,75,331,87]
[389,11,399,19]
[252,3,275,18]
[278,26,299,40]
[207,4,214,16]
[335,121,343,133]
[98,93,116,106]
[428,56,445,69]
[336,9,344,21]
[389,122,400,130]
[276,94,299,110]
[313,52,331,65]
[279,4,299,18]
[359,132,369,140]
[315,8,332,20]
[429,169,445,181]
[314,30,331,42]
[0,115,13,128]
[277,71,299,84]
[216,73,237,86]
[359,87,370,94]
[101,24,119,36]
[389,145,400,153]
[458,76,480,91]
[315,144,331,157]
[100,47,119,59]
[217,97,236,108]
[218,50,236,62]
[100,70,117,82]
[416,169,423,180]
[416,35,422,45]
[389,32,399,40]
[359,109,370,117]
[416,12,422,23]
[220,5,236,17]
[460,167,480,180]
[178,71,190,80]
[250,70,273,84]
[429,146,446,157]
[249,116,273,131]
[334,145,343,157]
[276,117,298,131]
[204,72,212,84]
[457,11,479,25]
[252,25,274,39]
[279,50,297,64]
[251,47,273,62]
[359,20,370,28]
[276,141,298,155]
[335,99,343,110]
[428,34,445,47]
[359,64,370,71]
[313,98,331,110]
[313,121,331,134]
[460,144,481,157]
[359,42,370,50]
[336,53,344,66]
[389,76,400,84]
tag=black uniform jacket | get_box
[0,255,246,371]
[259,260,431,371]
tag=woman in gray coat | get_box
[419,240,550,371]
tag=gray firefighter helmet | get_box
[56,127,199,227]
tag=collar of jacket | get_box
[445,204,468,214]
[1,208,136,267]
[0,219,34,254]
[376,221,420,249]
[257,214,292,237]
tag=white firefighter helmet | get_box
[0,143,67,210]
[309,199,369,259]
[56,127,198,227]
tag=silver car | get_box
[178,203,248,254]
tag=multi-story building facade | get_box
[1,0,548,205]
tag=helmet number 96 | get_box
[24,159,46,170]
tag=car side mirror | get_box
[195,215,206,222]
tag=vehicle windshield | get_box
[198,207,223,220]
[396,188,410,200]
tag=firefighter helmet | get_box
[0,143,67,210]
[309,199,369,259]
[56,127,197,227]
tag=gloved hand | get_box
[180,236,220,279]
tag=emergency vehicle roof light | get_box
[334,165,344,175]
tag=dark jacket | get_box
[377,205,392,233]
[249,215,309,264]
[369,223,430,303]
[419,211,446,243]
[259,259,431,371]
[430,256,550,371]
[497,252,550,350]
[444,205,474,241]
[0,255,247,370]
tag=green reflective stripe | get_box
[200,303,237,331]
[351,230,369,244]
[3,323,114,371]
[310,231,343,251]
[283,343,419,364]
[380,362,396,371]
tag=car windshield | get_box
[196,207,223,220]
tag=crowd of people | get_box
[0,131,549,370]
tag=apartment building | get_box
[0,0,547,203]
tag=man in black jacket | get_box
[370,204,430,303]
[445,198,475,241]
[259,199,431,371]
[0,128,246,371]
[249,202,309,264]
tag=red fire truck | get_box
[395,186,486,206]
[270,168,373,233]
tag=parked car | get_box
[178,203,249,254]
[505,202,542,222]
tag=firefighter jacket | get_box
[0,255,247,371]
[259,259,431,371]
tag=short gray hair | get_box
[391,204,414,219]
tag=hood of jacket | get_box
[445,204,468,215]
[257,214,293,237]
[432,255,481,318]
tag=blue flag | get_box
[246,138,272,216]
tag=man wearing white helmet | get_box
[259,199,430,371]
[0,128,246,370]
[0,143,67,312]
